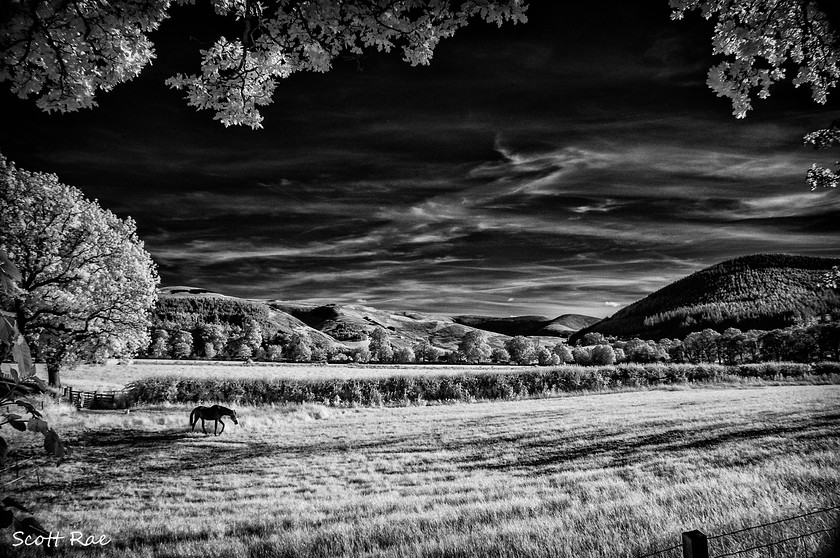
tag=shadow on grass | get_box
[63,408,840,484]
[469,411,840,474]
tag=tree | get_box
[287,332,312,362]
[624,338,657,363]
[536,346,557,365]
[445,350,467,364]
[368,327,393,362]
[0,155,159,386]
[783,327,819,361]
[352,346,371,363]
[266,343,284,361]
[571,346,593,366]
[552,343,574,364]
[682,329,721,363]
[581,332,607,346]
[171,330,194,359]
[671,1,840,189]
[149,329,171,358]
[198,323,227,357]
[504,335,536,365]
[458,330,492,363]
[413,339,441,363]
[591,344,617,365]
[0,0,527,129]
[490,347,510,363]
[242,317,264,353]
[718,327,745,365]
[759,329,789,361]
[393,346,415,364]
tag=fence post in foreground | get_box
[682,530,709,558]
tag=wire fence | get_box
[708,505,840,558]
[638,505,840,558]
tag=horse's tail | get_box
[189,407,198,428]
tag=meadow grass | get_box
[2,385,838,557]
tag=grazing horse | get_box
[189,405,238,436]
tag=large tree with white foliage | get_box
[0,155,159,386]
[0,0,528,129]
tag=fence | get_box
[639,505,840,558]
[61,386,135,410]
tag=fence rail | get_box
[639,505,840,558]
[61,386,135,410]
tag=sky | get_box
[1,1,838,319]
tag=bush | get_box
[814,361,840,375]
[127,359,835,408]
[738,362,811,379]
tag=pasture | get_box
[2,384,838,557]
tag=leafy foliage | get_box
[671,0,839,119]
[0,154,159,385]
[458,330,491,363]
[128,361,836,406]
[0,244,69,549]
[153,294,273,331]
[671,1,840,190]
[1,0,528,128]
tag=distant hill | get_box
[153,290,339,348]
[538,314,603,336]
[270,301,511,350]
[153,292,597,352]
[452,314,599,338]
[571,254,840,342]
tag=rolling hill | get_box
[153,290,599,351]
[452,314,600,337]
[571,254,840,342]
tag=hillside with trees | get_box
[145,292,594,363]
[573,254,840,343]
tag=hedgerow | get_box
[126,362,839,406]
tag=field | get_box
[2,384,838,557]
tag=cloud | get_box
[605,302,620,307]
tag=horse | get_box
[189,404,238,436]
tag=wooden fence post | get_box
[682,530,709,558]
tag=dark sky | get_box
[1,1,838,318]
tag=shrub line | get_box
[125,362,840,407]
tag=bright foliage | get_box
[0,155,159,384]
[0,0,527,128]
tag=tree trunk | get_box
[47,362,61,388]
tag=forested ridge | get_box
[574,254,840,342]
[152,295,274,332]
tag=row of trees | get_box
[574,322,840,366]
[142,319,840,366]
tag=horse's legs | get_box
[218,419,225,435]
[201,419,207,434]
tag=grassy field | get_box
[2,385,838,557]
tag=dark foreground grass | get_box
[1,385,838,557]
